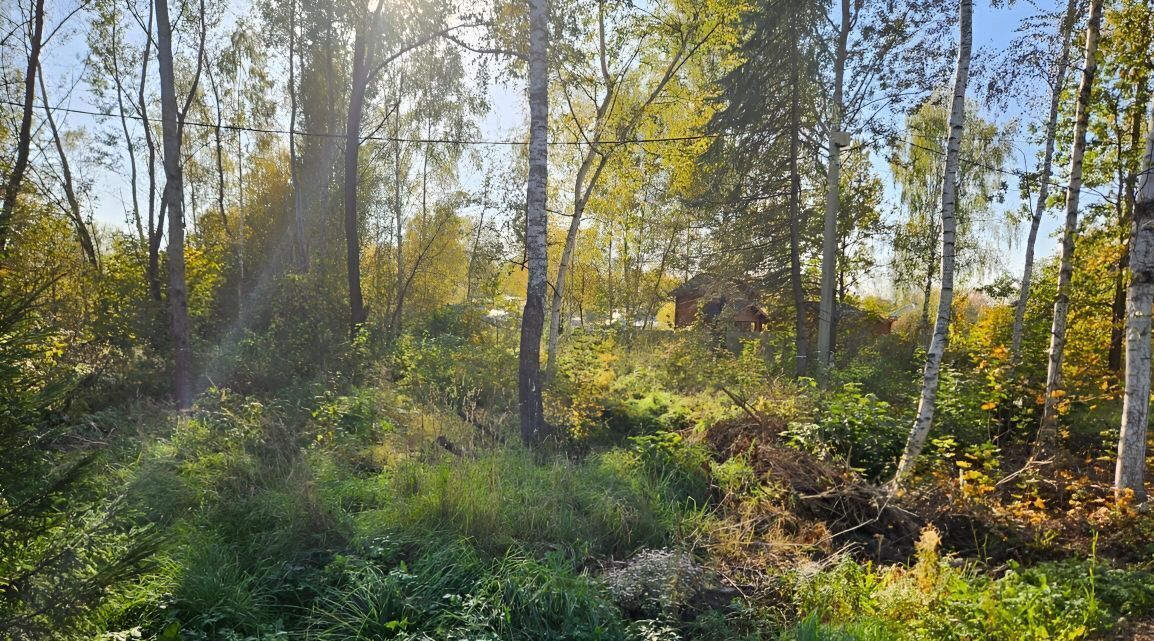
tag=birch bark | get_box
[519,0,550,444]
[1115,107,1154,503]
[1038,0,1104,452]
[892,0,973,483]
[1010,0,1078,362]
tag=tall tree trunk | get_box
[206,64,243,320]
[1011,0,1077,363]
[788,29,808,378]
[38,70,98,268]
[0,0,46,255]
[390,109,404,340]
[1108,80,1150,372]
[344,25,371,336]
[892,0,972,484]
[544,3,694,378]
[519,0,550,445]
[155,0,193,409]
[816,0,850,377]
[109,16,146,250]
[545,153,607,379]
[140,2,163,302]
[236,124,245,318]
[289,0,307,272]
[1116,106,1154,503]
[1038,0,1103,452]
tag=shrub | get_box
[786,383,908,480]
[630,432,711,508]
[0,285,157,640]
[393,332,518,411]
[788,529,1150,641]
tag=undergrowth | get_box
[81,380,1154,641]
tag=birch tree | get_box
[1115,106,1154,503]
[519,0,550,444]
[1037,0,1104,452]
[1010,0,1079,363]
[816,0,950,372]
[543,0,716,380]
[340,0,465,337]
[892,0,972,484]
[889,99,1010,330]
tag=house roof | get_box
[670,273,760,299]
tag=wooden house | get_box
[671,274,769,331]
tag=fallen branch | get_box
[719,386,766,430]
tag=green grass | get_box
[86,387,1154,641]
[318,446,699,558]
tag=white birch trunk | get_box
[543,4,693,377]
[1115,107,1154,503]
[519,0,550,444]
[1010,0,1078,362]
[1038,0,1103,451]
[892,0,972,484]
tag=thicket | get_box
[1,297,1145,641]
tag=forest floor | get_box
[20,346,1153,641]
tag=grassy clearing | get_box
[75,382,1154,641]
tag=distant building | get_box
[670,273,894,340]
[670,274,769,331]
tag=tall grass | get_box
[325,447,698,558]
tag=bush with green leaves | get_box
[629,432,711,509]
[203,273,354,394]
[785,383,908,480]
[788,541,1153,641]
[392,332,518,411]
[0,285,156,640]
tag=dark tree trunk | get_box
[155,0,194,409]
[289,0,307,272]
[344,26,370,336]
[0,0,46,255]
[38,70,98,267]
[788,29,808,377]
[139,3,163,302]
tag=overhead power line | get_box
[7,97,1122,203]
[0,98,721,147]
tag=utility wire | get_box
[11,97,1124,203]
[0,98,722,146]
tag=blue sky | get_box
[41,0,1067,294]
